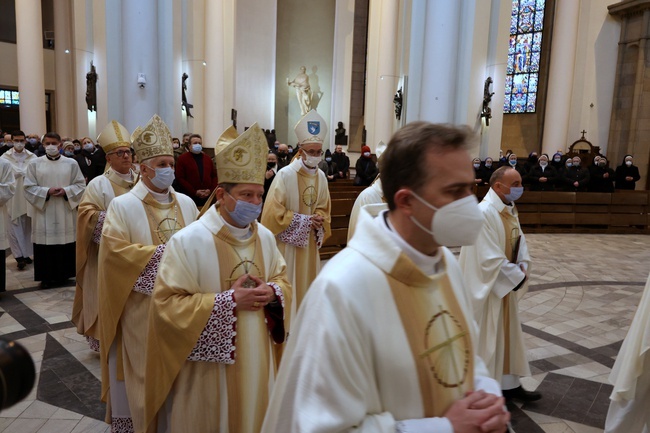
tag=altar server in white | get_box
[1,130,36,270]
[24,132,86,288]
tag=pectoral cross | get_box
[226,258,257,288]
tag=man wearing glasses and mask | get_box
[262,109,331,315]
[72,121,137,353]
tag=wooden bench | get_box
[320,198,355,260]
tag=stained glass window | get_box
[0,90,20,106]
[504,0,545,114]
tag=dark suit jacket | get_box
[74,148,106,183]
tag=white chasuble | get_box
[348,178,386,241]
[73,170,135,343]
[24,156,86,244]
[142,206,291,433]
[261,158,330,316]
[458,188,531,381]
[98,181,197,430]
[262,209,498,433]
[605,273,650,433]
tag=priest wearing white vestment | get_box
[262,122,510,433]
[1,130,36,270]
[72,121,136,353]
[261,109,331,316]
[458,166,541,402]
[97,115,198,432]
[141,124,291,433]
[605,272,650,433]
[0,157,15,291]
[24,132,86,288]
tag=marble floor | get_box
[1,233,649,432]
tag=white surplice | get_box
[2,149,36,258]
[605,273,650,433]
[0,158,16,250]
[262,209,500,433]
[458,188,531,383]
[24,155,86,244]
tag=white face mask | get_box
[410,192,484,247]
[13,142,25,151]
[83,142,94,151]
[539,161,547,168]
[626,160,632,167]
[363,152,371,157]
[45,145,60,157]
[304,155,321,168]
[144,165,175,190]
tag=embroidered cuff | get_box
[316,226,325,249]
[111,416,134,433]
[277,213,312,248]
[187,289,238,364]
[92,211,106,244]
[132,245,166,296]
[267,283,285,310]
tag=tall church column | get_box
[15,0,47,134]
[541,0,580,156]
[407,0,462,124]
[203,0,235,146]
[122,0,159,132]
[365,0,399,152]
[53,0,75,136]
[181,0,205,138]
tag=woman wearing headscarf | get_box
[318,149,338,182]
[472,157,488,186]
[550,152,564,171]
[528,154,557,191]
[589,156,615,192]
[615,155,641,190]
[354,145,378,186]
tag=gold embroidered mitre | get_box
[97,120,131,154]
[132,114,174,162]
[131,126,143,144]
[215,123,266,185]
[294,109,328,146]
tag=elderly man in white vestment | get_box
[97,115,198,432]
[72,121,136,353]
[605,272,650,433]
[2,130,36,271]
[458,166,541,402]
[141,124,291,433]
[0,157,15,291]
[261,109,331,315]
[24,132,86,289]
[262,122,510,433]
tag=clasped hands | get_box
[445,390,510,433]
[232,274,276,311]
[311,214,324,230]
[47,187,66,197]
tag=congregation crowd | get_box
[0,110,647,433]
[471,150,641,192]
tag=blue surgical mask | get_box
[566,162,573,168]
[509,159,517,166]
[145,165,175,190]
[485,162,492,168]
[191,144,202,154]
[64,150,74,157]
[325,157,332,162]
[504,185,524,202]
[473,163,480,169]
[224,193,262,227]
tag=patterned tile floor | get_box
[1,233,649,432]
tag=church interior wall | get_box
[274,0,335,147]
[181,0,206,140]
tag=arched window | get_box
[503,0,546,114]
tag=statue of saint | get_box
[335,121,347,145]
[86,61,98,112]
[287,66,312,116]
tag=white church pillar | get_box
[181,0,205,137]
[407,0,462,124]
[541,0,580,156]
[158,0,183,136]
[365,0,399,152]
[15,0,47,134]
[53,0,75,137]
[203,0,235,147]
[121,0,159,132]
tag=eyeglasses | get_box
[108,150,132,158]
[303,149,323,157]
